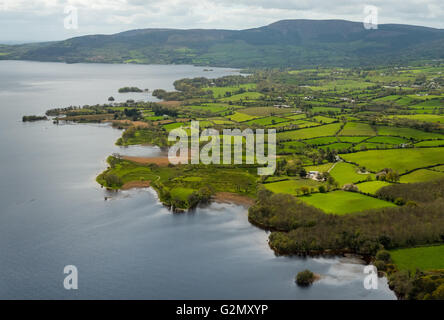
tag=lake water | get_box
[0,61,396,299]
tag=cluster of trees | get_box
[248,189,325,231]
[275,157,307,177]
[118,87,143,93]
[295,270,316,287]
[267,199,444,255]
[22,115,48,122]
[249,186,444,256]
[304,149,337,165]
[373,250,444,300]
[376,168,400,182]
[156,185,213,210]
[389,268,444,300]
[116,126,168,147]
[376,178,444,204]
[103,173,123,188]
[187,186,213,209]
[152,89,188,101]
[151,104,178,117]
[123,108,142,120]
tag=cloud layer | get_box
[0,0,442,42]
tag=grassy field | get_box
[227,112,258,122]
[163,122,185,131]
[389,245,444,272]
[356,181,392,194]
[366,136,407,145]
[245,116,289,126]
[342,147,444,173]
[277,123,342,141]
[303,136,338,145]
[415,140,444,147]
[399,169,444,183]
[312,116,337,124]
[338,136,369,143]
[238,107,290,116]
[264,179,324,195]
[329,162,372,187]
[220,91,263,102]
[319,142,352,152]
[391,114,444,124]
[300,190,397,215]
[304,163,334,172]
[376,126,444,140]
[339,122,376,136]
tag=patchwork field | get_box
[329,162,372,187]
[277,123,342,141]
[264,179,323,195]
[399,169,444,183]
[341,147,444,173]
[300,190,397,215]
[227,112,258,122]
[389,245,444,272]
[366,136,407,145]
[339,122,376,136]
[376,126,444,140]
[356,181,393,194]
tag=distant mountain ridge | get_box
[1,19,443,68]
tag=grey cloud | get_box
[0,0,442,42]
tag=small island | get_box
[295,270,318,287]
[22,115,48,122]
[118,86,143,93]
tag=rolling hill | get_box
[1,19,443,68]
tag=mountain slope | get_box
[1,19,443,68]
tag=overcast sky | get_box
[0,0,443,43]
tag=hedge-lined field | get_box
[342,147,444,173]
[300,190,396,215]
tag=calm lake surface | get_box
[0,61,396,299]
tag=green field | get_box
[339,122,376,136]
[399,169,444,183]
[312,116,337,124]
[319,142,352,152]
[300,190,397,215]
[227,112,258,122]
[414,140,444,147]
[356,181,392,194]
[376,126,444,140]
[220,91,263,102]
[277,123,342,141]
[391,114,444,124]
[245,116,289,126]
[304,163,334,173]
[329,162,372,187]
[170,187,196,201]
[390,245,444,272]
[239,107,290,116]
[163,122,185,131]
[264,179,323,195]
[303,136,338,145]
[366,136,407,145]
[342,147,444,173]
[338,136,369,143]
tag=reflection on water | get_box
[0,61,396,299]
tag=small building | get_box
[307,171,319,180]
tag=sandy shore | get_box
[122,155,171,166]
[121,181,151,190]
[213,192,255,207]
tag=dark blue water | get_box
[0,61,396,299]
